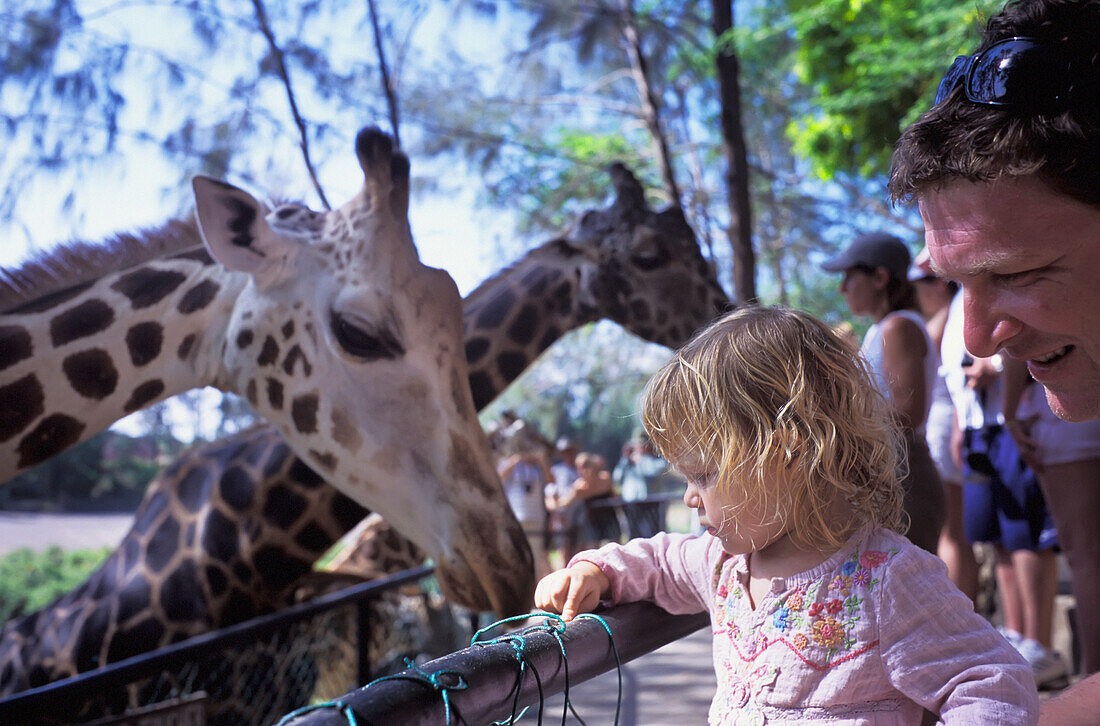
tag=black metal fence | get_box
[0,493,692,726]
[0,566,466,726]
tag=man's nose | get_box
[962,285,1021,358]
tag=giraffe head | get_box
[572,163,730,346]
[191,128,533,616]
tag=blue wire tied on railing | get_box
[361,658,470,725]
[273,699,359,726]
[280,612,625,726]
[470,611,623,726]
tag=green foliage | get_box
[743,0,1002,180]
[0,430,184,511]
[0,546,110,624]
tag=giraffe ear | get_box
[192,176,284,278]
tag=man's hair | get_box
[889,0,1100,207]
[641,306,905,550]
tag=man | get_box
[889,1,1100,720]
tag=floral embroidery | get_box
[830,574,853,596]
[719,660,779,726]
[859,550,889,569]
[714,544,899,680]
[812,616,845,649]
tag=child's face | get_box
[676,456,790,557]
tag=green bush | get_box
[0,546,111,624]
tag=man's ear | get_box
[192,176,285,277]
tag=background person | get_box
[546,438,581,568]
[497,431,554,579]
[910,251,978,600]
[822,232,946,553]
[888,1,1100,715]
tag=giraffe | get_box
[0,127,534,620]
[0,162,731,704]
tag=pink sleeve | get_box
[569,532,719,615]
[878,547,1039,724]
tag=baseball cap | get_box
[821,232,911,281]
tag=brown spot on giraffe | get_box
[125,322,164,367]
[177,334,197,360]
[330,406,362,452]
[177,279,220,314]
[0,326,33,372]
[291,393,319,434]
[257,336,279,366]
[281,344,311,377]
[62,349,119,399]
[49,299,115,347]
[0,374,45,442]
[110,267,187,309]
[309,450,337,472]
[14,413,85,468]
[266,378,284,410]
[124,380,166,413]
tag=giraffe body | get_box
[0,128,533,618]
[0,162,730,700]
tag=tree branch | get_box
[248,0,330,210]
[366,0,400,147]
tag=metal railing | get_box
[281,602,709,726]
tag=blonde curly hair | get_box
[642,306,905,551]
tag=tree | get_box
[753,0,1001,180]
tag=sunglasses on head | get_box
[935,36,1067,108]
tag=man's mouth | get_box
[1030,345,1072,366]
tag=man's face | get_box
[920,176,1100,421]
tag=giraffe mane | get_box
[0,216,207,315]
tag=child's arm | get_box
[879,547,1039,723]
[539,533,718,618]
[535,562,610,621]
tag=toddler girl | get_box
[535,306,1038,724]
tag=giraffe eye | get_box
[331,312,405,360]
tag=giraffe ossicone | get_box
[0,127,533,617]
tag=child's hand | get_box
[535,562,610,621]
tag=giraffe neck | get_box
[0,229,246,478]
[463,240,592,409]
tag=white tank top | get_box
[860,309,938,431]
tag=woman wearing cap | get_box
[823,232,946,553]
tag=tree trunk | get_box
[712,0,757,304]
[619,0,681,209]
